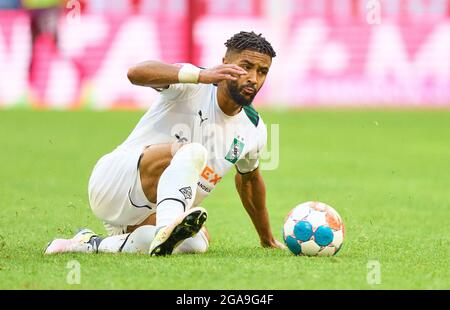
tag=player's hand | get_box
[198,64,247,84]
[261,238,287,250]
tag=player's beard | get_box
[227,80,257,107]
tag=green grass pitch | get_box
[0,109,449,289]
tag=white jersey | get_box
[116,82,267,207]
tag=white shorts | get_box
[88,148,156,235]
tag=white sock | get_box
[173,229,209,254]
[156,143,207,227]
[97,225,157,253]
[97,225,208,254]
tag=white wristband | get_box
[178,64,201,84]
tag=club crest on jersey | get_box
[225,137,245,164]
[179,186,192,200]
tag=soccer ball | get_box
[282,201,345,256]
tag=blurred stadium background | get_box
[1,0,449,290]
[0,0,449,109]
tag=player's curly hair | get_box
[225,31,276,58]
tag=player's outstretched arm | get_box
[235,168,286,249]
[127,60,247,89]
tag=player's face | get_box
[225,50,272,107]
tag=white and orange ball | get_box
[283,201,345,256]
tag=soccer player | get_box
[45,31,285,256]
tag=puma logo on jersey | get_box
[200,165,222,185]
[198,110,208,125]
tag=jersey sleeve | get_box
[235,120,267,174]
[158,64,202,101]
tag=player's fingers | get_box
[219,64,247,74]
[220,68,247,76]
[219,74,237,81]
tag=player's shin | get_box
[97,225,208,254]
[97,225,157,253]
[155,143,207,227]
